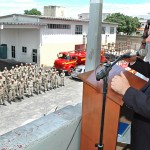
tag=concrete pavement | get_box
[0,76,83,136]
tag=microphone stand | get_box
[95,54,125,150]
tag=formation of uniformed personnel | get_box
[0,64,66,106]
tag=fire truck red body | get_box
[54,49,107,75]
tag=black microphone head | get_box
[121,52,131,58]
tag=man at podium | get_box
[111,57,150,150]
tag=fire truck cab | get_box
[54,49,107,75]
[54,51,85,75]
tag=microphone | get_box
[121,49,148,58]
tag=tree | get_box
[104,13,141,35]
[24,8,41,15]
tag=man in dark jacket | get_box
[111,57,150,150]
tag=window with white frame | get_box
[32,49,37,63]
[11,46,15,58]
[102,27,106,34]
[47,24,71,29]
[75,25,83,34]
[110,27,115,34]
[22,47,27,53]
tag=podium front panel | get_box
[80,82,120,150]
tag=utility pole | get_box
[85,0,103,71]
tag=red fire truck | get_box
[54,49,107,75]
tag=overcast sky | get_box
[0,0,150,18]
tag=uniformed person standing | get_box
[51,72,56,89]
[10,66,15,79]
[43,73,49,92]
[35,75,42,94]
[32,74,36,92]
[18,79,24,100]
[8,79,16,102]
[3,67,8,78]
[27,77,33,97]
[3,80,9,100]
[60,70,65,86]
[14,77,19,97]
[0,83,6,106]
[15,65,19,79]
[22,74,27,93]
[55,71,59,88]
[48,68,53,90]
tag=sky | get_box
[0,0,150,19]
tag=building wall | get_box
[40,19,88,35]
[1,28,40,64]
[116,35,142,50]
[0,15,39,23]
[40,34,84,66]
[101,24,117,44]
[0,15,118,66]
[44,6,66,17]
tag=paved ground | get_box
[0,76,83,136]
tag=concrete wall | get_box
[0,15,39,23]
[0,104,82,150]
[1,28,40,64]
[116,35,142,50]
[40,34,84,66]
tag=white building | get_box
[44,5,66,17]
[136,18,147,35]
[0,13,118,66]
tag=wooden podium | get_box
[78,65,147,150]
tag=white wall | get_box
[0,15,117,66]
[1,28,40,64]
[0,15,39,23]
[101,24,117,44]
[40,19,88,35]
[40,34,84,66]
[0,104,82,150]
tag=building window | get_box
[75,25,83,34]
[22,47,27,53]
[11,46,15,58]
[102,27,106,34]
[110,27,115,34]
[32,49,37,63]
[47,24,71,29]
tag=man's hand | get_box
[111,72,130,95]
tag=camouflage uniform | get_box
[48,68,53,90]
[3,67,9,78]
[43,73,49,92]
[60,70,65,86]
[51,72,56,89]
[8,80,16,102]
[14,77,19,97]
[35,75,42,94]
[27,77,33,97]
[22,74,27,93]
[18,79,24,99]
[0,83,6,106]
[10,66,15,78]
[31,74,36,92]
[55,71,59,88]
[15,65,19,79]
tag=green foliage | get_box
[104,13,141,35]
[24,8,41,15]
